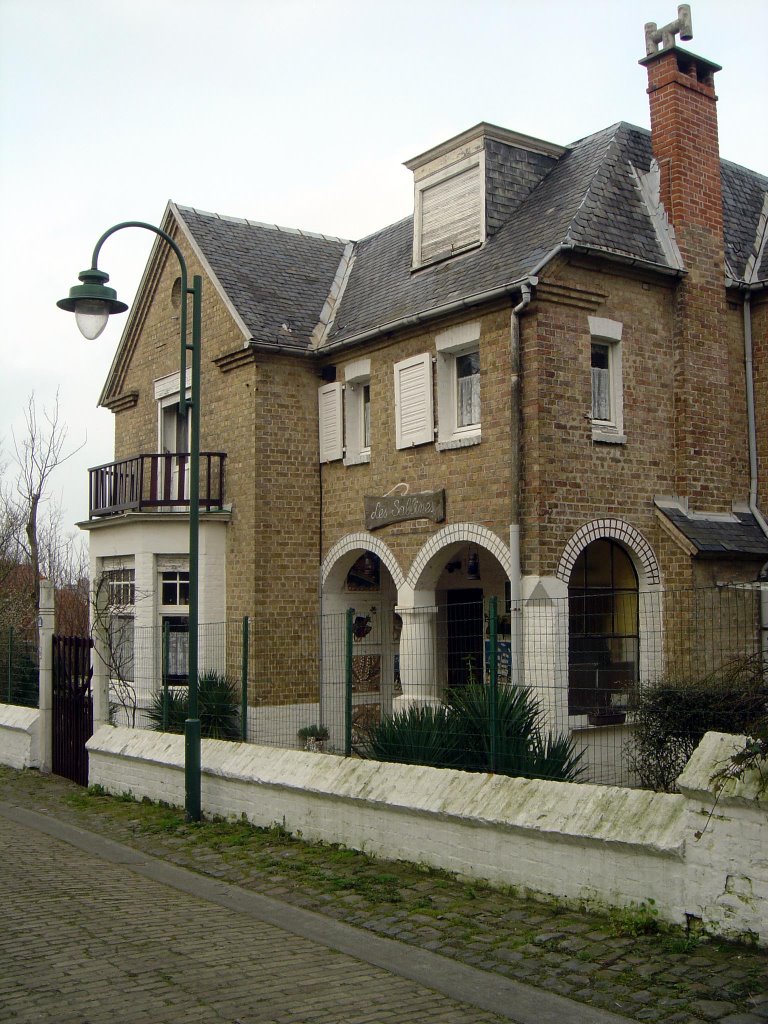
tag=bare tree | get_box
[11,392,84,619]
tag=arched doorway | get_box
[320,536,402,748]
[399,524,513,706]
[567,538,639,721]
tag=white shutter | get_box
[318,382,343,462]
[394,353,433,449]
[420,164,482,264]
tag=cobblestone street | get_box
[1,766,767,1024]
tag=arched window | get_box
[568,539,639,719]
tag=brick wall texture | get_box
[96,54,767,704]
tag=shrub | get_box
[147,670,241,740]
[627,655,767,792]
[356,704,462,767]
[359,684,584,782]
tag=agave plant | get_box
[445,683,541,774]
[355,704,462,767]
[147,670,241,741]
[360,683,584,783]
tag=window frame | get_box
[567,539,639,720]
[343,358,372,466]
[589,317,625,444]
[435,321,482,449]
[158,569,190,685]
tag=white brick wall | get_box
[0,704,40,769]
[85,727,768,945]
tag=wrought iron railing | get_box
[89,452,226,517]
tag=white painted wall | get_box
[86,726,768,946]
[0,704,40,769]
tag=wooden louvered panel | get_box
[420,164,482,263]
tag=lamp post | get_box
[58,222,203,822]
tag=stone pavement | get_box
[1,767,767,1024]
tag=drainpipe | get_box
[742,291,768,666]
[509,280,534,686]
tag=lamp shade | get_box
[57,267,128,339]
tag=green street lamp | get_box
[58,221,203,822]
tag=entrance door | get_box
[159,401,190,504]
[446,589,483,688]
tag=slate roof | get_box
[176,207,349,352]
[657,505,768,560]
[176,121,768,355]
[721,158,768,283]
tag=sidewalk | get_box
[1,766,766,1024]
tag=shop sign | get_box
[364,490,445,530]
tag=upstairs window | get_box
[589,317,625,444]
[413,153,485,268]
[344,359,372,465]
[435,321,482,449]
[456,352,480,428]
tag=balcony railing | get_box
[89,453,226,518]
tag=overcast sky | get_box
[1,0,766,539]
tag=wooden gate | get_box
[52,635,94,786]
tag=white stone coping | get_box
[88,725,686,856]
[677,731,768,809]
[0,703,39,734]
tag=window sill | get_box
[343,452,371,467]
[592,427,626,445]
[436,432,481,452]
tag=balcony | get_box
[89,453,226,518]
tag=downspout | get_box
[742,291,768,666]
[509,280,534,685]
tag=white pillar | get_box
[37,580,55,773]
[91,582,111,729]
[393,605,440,711]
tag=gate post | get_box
[37,580,55,773]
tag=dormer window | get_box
[406,123,565,273]
[413,154,485,268]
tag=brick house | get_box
[82,13,767,760]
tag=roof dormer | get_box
[405,123,566,271]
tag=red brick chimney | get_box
[640,42,723,255]
[639,17,731,510]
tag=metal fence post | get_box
[345,608,354,757]
[488,596,498,773]
[6,626,12,703]
[162,620,170,732]
[241,616,249,742]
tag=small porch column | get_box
[393,604,440,710]
[91,582,111,729]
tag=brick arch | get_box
[406,524,511,591]
[556,519,660,585]
[321,532,405,591]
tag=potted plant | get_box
[297,723,329,752]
